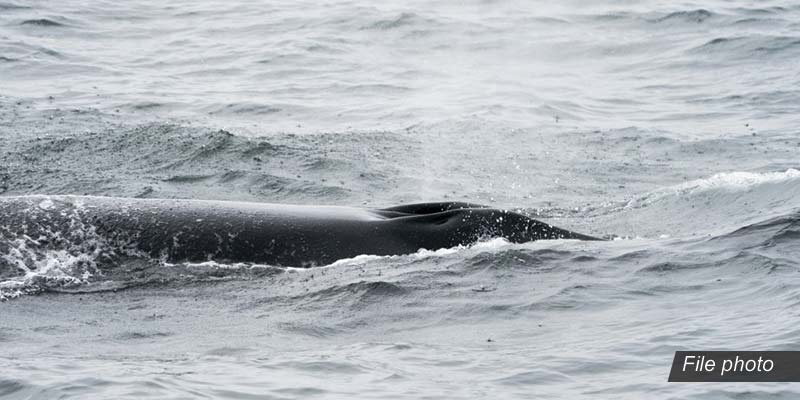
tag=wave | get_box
[710,211,800,246]
[20,18,66,27]
[362,12,427,31]
[0,41,64,60]
[570,169,800,240]
[652,9,714,24]
[204,103,282,115]
[731,6,792,16]
[0,124,357,201]
[625,169,800,209]
[690,35,800,58]
[0,2,30,10]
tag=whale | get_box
[0,195,601,268]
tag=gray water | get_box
[1,0,800,398]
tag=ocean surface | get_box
[1,0,800,398]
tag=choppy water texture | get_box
[1,0,800,398]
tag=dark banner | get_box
[669,351,800,382]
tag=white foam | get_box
[626,169,800,209]
[164,260,282,270]
[0,247,101,300]
[674,169,800,192]
[325,237,514,268]
[0,212,109,300]
[38,198,54,210]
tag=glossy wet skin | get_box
[0,196,599,267]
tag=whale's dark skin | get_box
[0,196,601,267]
